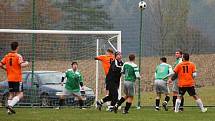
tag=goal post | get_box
[95,37,122,106]
[0,29,121,107]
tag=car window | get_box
[38,72,63,84]
[22,73,28,81]
[24,74,37,86]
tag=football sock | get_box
[10,96,20,107]
[116,97,125,107]
[196,99,204,110]
[79,100,84,108]
[156,99,160,107]
[180,97,184,108]
[7,99,12,106]
[175,99,181,112]
[124,102,132,112]
[165,96,170,102]
[173,96,177,107]
[59,99,65,106]
[102,96,111,104]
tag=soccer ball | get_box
[138,1,147,9]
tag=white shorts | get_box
[56,88,81,97]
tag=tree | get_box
[55,0,112,30]
[146,0,211,55]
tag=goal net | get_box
[0,29,121,107]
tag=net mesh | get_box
[0,32,119,107]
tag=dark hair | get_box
[107,48,113,54]
[115,51,121,57]
[176,49,183,55]
[129,54,135,61]
[11,42,19,51]
[160,57,167,63]
[182,53,189,61]
[71,62,78,66]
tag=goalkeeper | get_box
[56,62,85,109]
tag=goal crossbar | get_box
[0,29,121,35]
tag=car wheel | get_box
[2,93,9,107]
[40,94,50,107]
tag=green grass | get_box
[0,107,214,121]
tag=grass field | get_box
[0,107,214,121]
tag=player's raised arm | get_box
[19,55,29,67]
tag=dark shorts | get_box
[8,82,23,92]
[178,86,196,96]
[105,83,109,90]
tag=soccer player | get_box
[95,48,114,76]
[95,48,114,109]
[56,62,85,109]
[154,57,173,111]
[96,52,123,111]
[169,53,207,113]
[0,42,29,114]
[113,54,140,114]
[95,48,114,94]
[172,50,184,111]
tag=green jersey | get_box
[122,62,140,82]
[155,63,173,81]
[173,58,182,69]
[64,69,83,92]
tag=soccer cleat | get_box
[55,106,61,110]
[6,106,16,114]
[162,102,168,111]
[122,110,128,114]
[80,107,86,110]
[174,110,179,113]
[113,106,118,113]
[179,107,184,112]
[174,108,179,113]
[155,107,160,111]
[108,108,113,112]
[96,101,102,111]
[201,108,207,113]
[7,110,12,115]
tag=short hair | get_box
[107,48,113,54]
[115,51,121,57]
[129,54,135,61]
[176,49,183,55]
[160,57,167,63]
[11,42,19,51]
[71,61,78,66]
[182,53,189,61]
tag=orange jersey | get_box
[96,55,114,75]
[174,61,196,87]
[1,52,24,82]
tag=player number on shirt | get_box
[182,66,188,73]
[9,58,13,66]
